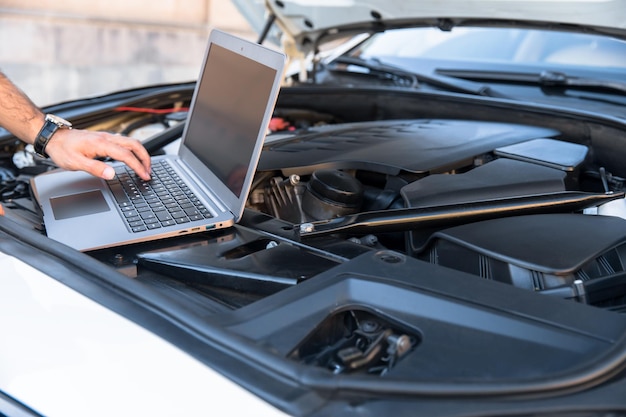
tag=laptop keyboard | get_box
[106,160,213,233]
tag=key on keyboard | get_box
[106,160,213,233]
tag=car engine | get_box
[248,117,626,311]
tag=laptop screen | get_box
[183,43,278,198]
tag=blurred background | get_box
[0,0,257,106]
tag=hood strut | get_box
[258,13,277,44]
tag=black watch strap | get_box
[33,120,59,158]
[33,114,72,158]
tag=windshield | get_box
[349,27,626,69]
[323,26,626,114]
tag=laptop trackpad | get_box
[50,190,111,220]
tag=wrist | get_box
[33,114,72,158]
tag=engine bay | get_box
[242,115,626,312]
[2,86,626,382]
[2,86,626,311]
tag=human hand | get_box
[44,129,152,181]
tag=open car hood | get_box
[234,0,626,56]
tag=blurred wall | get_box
[0,0,255,106]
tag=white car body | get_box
[0,252,286,417]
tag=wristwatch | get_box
[33,114,73,158]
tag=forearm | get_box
[0,71,45,144]
[0,71,151,181]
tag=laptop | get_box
[30,29,286,252]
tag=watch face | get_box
[46,114,72,128]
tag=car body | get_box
[2,1,626,416]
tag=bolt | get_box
[289,174,301,185]
[113,253,124,266]
[387,334,412,357]
[360,320,380,333]
[300,222,315,233]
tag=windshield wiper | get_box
[437,69,626,95]
[539,70,626,94]
[326,56,508,98]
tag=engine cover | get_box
[259,119,559,175]
[417,213,626,306]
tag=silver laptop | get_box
[30,29,286,252]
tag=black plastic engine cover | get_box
[259,119,559,175]
[417,213,626,303]
[401,158,567,209]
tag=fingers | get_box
[46,129,152,181]
[0,204,4,216]
[71,157,118,180]
[88,135,151,180]
[106,135,152,180]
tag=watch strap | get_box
[33,118,60,158]
[33,115,72,158]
